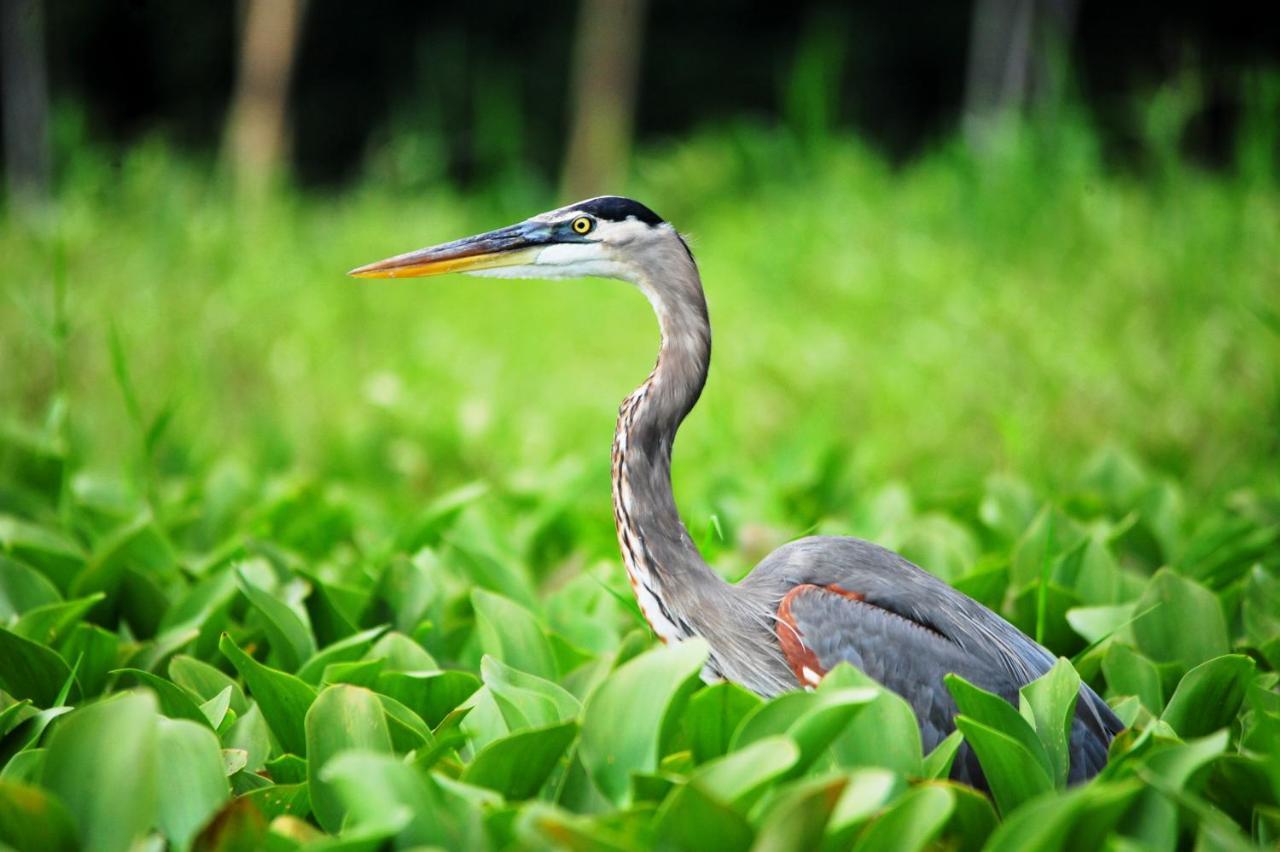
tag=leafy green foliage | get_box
[1,119,1278,848]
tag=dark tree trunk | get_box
[1,0,51,213]
[560,0,646,201]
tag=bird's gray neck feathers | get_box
[610,233,726,646]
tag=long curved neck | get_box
[611,243,723,643]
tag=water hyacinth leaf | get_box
[155,718,231,852]
[820,664,923,776]
[241,781,310,822]
[939,783,999,852]
[953,716,1054,815]
[481,655,581,730]
[580,638,708,805]
[191,796,267,852]
[923,730,965,779]
[218,633,317,756]
[223,703,272,774]
[200,686,233,728]
[1019,657,1081,788]
[305,684,393,834]
[375,669,481,728]
[851,784,954,852]
[946,673,1052,779]
[1160,654,1255,739]
[820,769,902,852]
[378,693,433,752]
[1131,568,1228,669]
[367,630,437,672]
[323,657,385,688]
[0,515,86,592]
[689,736,799,808]
[462,720,578,799]
[0,625,75,707]
[0,555,62,619]
[472,588,558,681]
[41,691,158,852]
[1102,643,1165,714]
[72,511,175,602]
[751,774,846,852]
[236,567,316,673]
[651,782,754,852]
[295,625,387,684]
[322,750,486,850]
[59,623,118,699]
[684,681,763,763]
[0,778,78,852]
[110,668,210,727]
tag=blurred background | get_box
[1,0,1277,563]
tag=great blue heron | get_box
[350,196,1122,788]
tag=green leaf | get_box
[580,638,708,805]
[0,778,78,852]
[41,691,158,852]
[224,703,272,774]
[462,720,578,799]
[482,655,581,731]
[752,774,846,852]
[236,566,316,673]
[305,685,394,833]
[322,750,486,850]
[375,669,481,728]
[0,555,62,619]
[733,688,876,777]
[169,654,249,716]
[1160,654,1255,738]
[983,776,1141,851]
[1019,658,1081,788]
[0,625,75,707]
[820,664,923,775]
[218,632,317,756]
[155,718,230,852]
[688,736,799,808]
[295,625,387,685]
[0,516,85,593]
[953,716,1054,815]
[110,668,211,727]
[472,588,558,681]
[651,781,754,852]
[923,730,965,780]
[852,784,954,852]
[367,630,437,672]
[820,769,902,852]
[1131,568,1228,670]
[683,681,763,763]
[1102,643,1165,714]
[59,623,117,699]
[946,673,1052,780]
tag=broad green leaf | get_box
[752,774,846,852]
[462,720,578,799]
[191,797,267,851]
[940,783,999,852]
[983,772,1141,851]
[1019,657,1081,788]
[240,782,310,821]
[224,703,272,773]
[305,685,393,833]
[953,716,1054,815]
[218,632,317,756]
[515,802,639,851]
[0,516,85,592]
[852,784,954,852]
[0,625,75,707]
[651,781,754,852]
[375,669,480,728]
[482,655,581,731]
[236,566,316,673]
[41,691,158,852]
[322,750,486,850]
[946,673,1052,780]
[72,511,175,602]
[378,693,433,752]
[295,625,387,684]
[1131,568,1228,669]
[1160,654,1255,738]
[111,668,210,727]
[0,778,78,852]
[367,630,437,672]
[820,769,902,852]
[923,730,965,779]
[1102,643,1165,714]
[683,681,763,763]
[59,623,117,699]
[155,718,230,852]
[820,664,923,775]
[472,588,557,681]
[170,655,248,716]
[200,687,233,728]
[0,555,61,619]
[733,687,876,777]
[580,638,708,805]
[689,736,799,808]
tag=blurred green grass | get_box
[2,117,1277,543]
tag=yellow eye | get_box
[571,216,594,235]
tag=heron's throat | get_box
[610,260,717,645]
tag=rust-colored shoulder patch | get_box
[776,584,826,688]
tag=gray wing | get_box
[751,536,1122,787]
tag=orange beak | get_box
[348,222,549,279]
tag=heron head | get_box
[348,196,684,283]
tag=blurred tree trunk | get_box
[224,0,305,194]
[560,0,646,201]
[1,0,51,213]
[963,0,1076,150]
